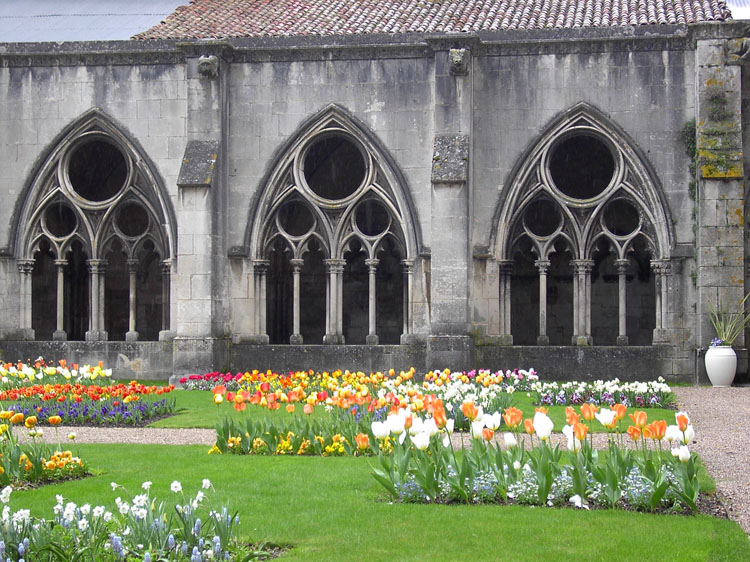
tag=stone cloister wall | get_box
[0,24,747,380]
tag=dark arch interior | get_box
[68,139,128,202]
[549,134,615,199]
[303,135,366,200]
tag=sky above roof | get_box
[0,1,187,42]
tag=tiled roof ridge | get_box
[133,0,733,40]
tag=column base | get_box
[290,334,303,345]
[125,331,139,342]
[231,334,269,344]
[537,335,550,346]
[652,328,671,345]
[159,330,176,342]
[52,330,67,341]
[85,330,108,341]
[400,333,423,345]
[366,334,379,345]
[574,336,590,346]
[323,334,345,345]
[616,335,629,346]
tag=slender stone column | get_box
[615,259,629,346]
[290,258,304,344]
[535,259,550,345]
[52,259,67,341]
[17,260,35,339]
[125,259,139,341]
[572,260,594,346]
[400,259,415,342]
[366,258,379,345]
[86,259,107,341]
[99,261,107,338]
[498,260,513,344]
[651,260,671,344]
[252,260,270,340]
[323,259,345,344]
[159,261,173,340]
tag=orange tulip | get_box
[629,410,647,429]
[233,401,246,412]
[573,422,588,441]
[433,406,448,429]
[303,403,313,415]
[286,404,295,413]
[524,418,535,435]
[626,425,641,441]
[212,385,226,395]
[502,407,523,430]
[565,407,580,426]
[461,402,480,422]
[580,403,598,421]
[534,406,549,414]
[9,413,24,425]
[676,412,690,432]
[48,415,62,426]
[613,403,627,421]
[24,416,37,429]
[482,427,494,441]
[355,433,370,450]
[646,420,667,440]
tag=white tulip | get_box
[533,412,554,441]
[503,432,517,448]
[411,431,430,451]
[371,421,389,440]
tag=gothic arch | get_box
[246,104,419,345]
[13,108,175,341]
[490,102,673,261]
[490,103,673,346]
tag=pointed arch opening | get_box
[492,103,672,346]
[246,105,419,345]
[13,109,175,342]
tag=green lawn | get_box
[149,388,681,431]
[16,444,750,562]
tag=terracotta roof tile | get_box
[133,0,733,40]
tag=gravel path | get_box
[671,386,750,533]
[27,387,750,533]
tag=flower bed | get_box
[0,414,87,487]
[0,359,111,389]
[0,480,275,561]
[368,403,699,512]
[0,382,176,426]
[531,377,675,408]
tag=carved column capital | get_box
[17,259,35,275]
[534,259,550,273]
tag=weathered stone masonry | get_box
[1,24,749,382]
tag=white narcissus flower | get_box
[202,479,212,490]
[170,481,182,493]
[503,432,517,448]
[142,481,152,491]
[533,412,554,441]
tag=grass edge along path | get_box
[14,444,750,562]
